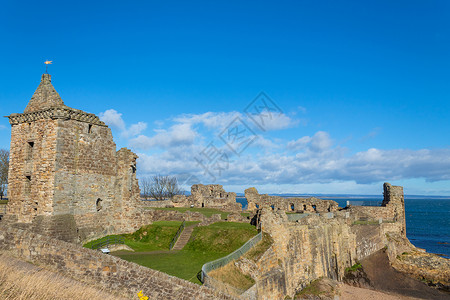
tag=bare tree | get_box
[0,149,9,200]
[165,176,182,199]
[149,174,183,200]
[139,177,152,200]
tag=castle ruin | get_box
[4,74,146,243]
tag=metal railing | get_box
[91,236,125,250]
[201,231,262,284]
[169,221,185,250]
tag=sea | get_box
[236,196,450,259]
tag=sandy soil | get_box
[340,284,422,300]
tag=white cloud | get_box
[99,109,125,130]
[287,131,332,153]
[174,112,243,132]
[0,125,6,130]
[287,136,311,151]
[122,122,147,138]
[174,111,298,132]
[130,123,197,150]
[252,112,299,131]
[309,131,332,152]
[99,109,147,138]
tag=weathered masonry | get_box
[244,187,339,213]
[4,74,147,243]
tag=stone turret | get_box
[24,74,65,113]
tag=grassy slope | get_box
[113,222,258,284]
[84,221,199,251]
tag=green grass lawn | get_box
[84,221,199,251]
[147,207,230,220]
[111,221,258,284]
[115,250,225,284]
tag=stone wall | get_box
[0,224,234,300]
[245,187,339,213]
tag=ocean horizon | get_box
[236,195,450,259]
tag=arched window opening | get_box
[290,203,295,211]
[96,198,103,212]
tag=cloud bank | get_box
[100,109,450,192]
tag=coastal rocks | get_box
[393,250,450,292]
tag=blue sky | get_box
[1,1,449,195]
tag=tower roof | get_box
[24,74,66,113]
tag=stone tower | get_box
[5,74,144,243]
[382,182,406,237]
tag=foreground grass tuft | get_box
[345,263,362,273]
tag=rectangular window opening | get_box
[26,141,34,160]
[25,176,32,195]
[88,124,92,134]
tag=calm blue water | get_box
[236,197,450,259]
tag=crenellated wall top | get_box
[6,106,106,126]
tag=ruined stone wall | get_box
[347,183,405,236]
[191,184,241,210]
[254,210,357,299]
[172,184,242,211]
[347,206,393,221]
[53,118,117,216]
[0,224,234,300]
[245,187,339,213]
[7,119,58,222]
[249,207,403,300]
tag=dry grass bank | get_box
[0,253,125,300]
[208,262,255,291]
